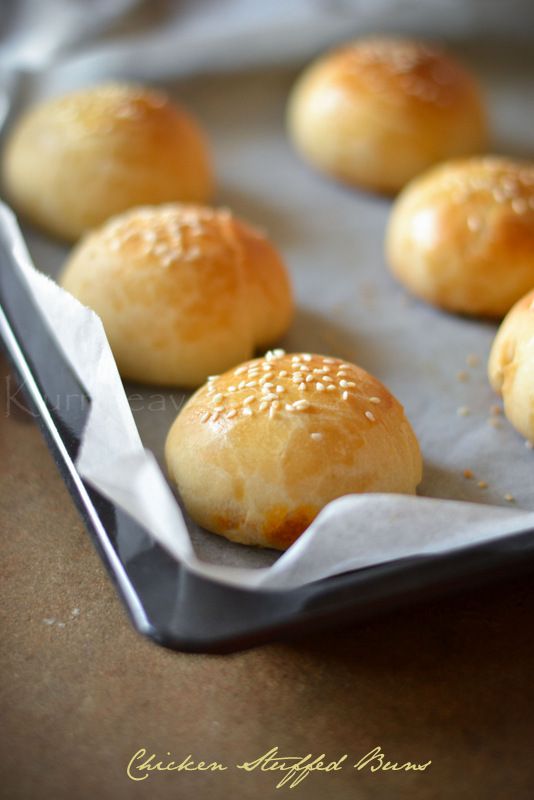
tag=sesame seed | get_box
[210,412,219,422]
[337,371,347,378]
[269,405,277,419]
[227,386,236,393]
[234,365,247,375]
[326,385,336,391]
[310,432,323,441]
[245,381,257,387]
[264,393,278,401]
[276,385,285,393]
[477,480,488,489]
[213,393,224,402]
[294,399,310,410]
[272,349,286,357]
[200,411,210,423]
[285,403,294,411]
[238,380,246,389]
[261,364,273,372]
[243,396,255,405]
[226,409,237,419]
[259,401,269,412]
[316,382,325,392]
[299,366,310,372]
[278,370,288,377]
[368,396,381,404]
[457,406,470,417]
[512,198,527,214]
[346,381,356,388]
[365,410,376,422]
[302,354,312,362]
[213,405,224,413]
[504,493,515,503]
[298,383,306,391]
[207,375,219,382]
[342,391,349,401]
[463,469,474,479]
[242,407,253,416]
[306,374,314,383]
[323,358,335,364]
[339,379,349,388]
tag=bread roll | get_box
[287,37,487,194]
[386,157,534,317]
[2,83,213,241]
[60,204,293,387]
[165,351,422,549]
[488,289,534,444]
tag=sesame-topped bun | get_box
[386,157,534,317]
[60,204,293,387]
[287,37,487,193]
[2,83,213,241]
[488,289,534,444]
[165,351,422,550]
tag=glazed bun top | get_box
[386,156,534,317]
[320,37,481,108]
[287,36,488,193]
[166,351,422,549]
[60,204,294,387]
[2,82,214,241]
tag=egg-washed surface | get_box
[386,158,534,316]
[166,351,421,550]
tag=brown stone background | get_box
[2,350,534,800]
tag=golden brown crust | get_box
[386,157,534,317]
[488,289,534,443]
[2,83,213,241]
[287,37,488,193]
[60,204,294,387]
[165,351,422,550]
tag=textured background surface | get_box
[2,353,534,800]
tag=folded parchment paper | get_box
[1,1,533,589]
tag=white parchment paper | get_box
[1,1,533,589]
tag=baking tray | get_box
[3,45,534,652]
[3,239,534,654]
